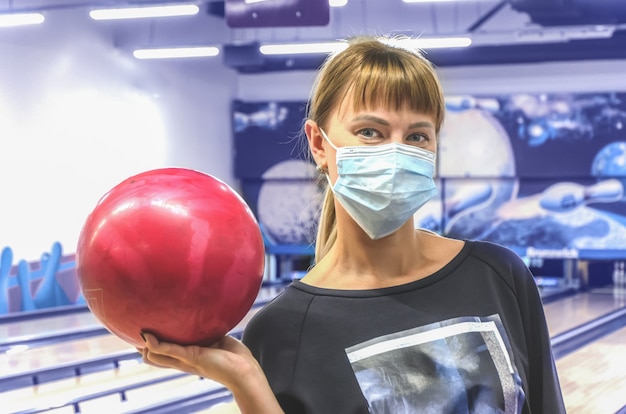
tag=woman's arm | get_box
[509,252,567,413]
[138,333,284,414]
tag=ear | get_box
[305,119,327,170]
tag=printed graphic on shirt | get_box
[345,315,525,414]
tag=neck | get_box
[309,222,427,289]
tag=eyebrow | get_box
[350,115,435,130]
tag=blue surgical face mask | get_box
[320,128,438,240]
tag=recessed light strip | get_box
[259,37,472,55]
[133,46,220,59]
[0,12,45,27]
[403,0,489,3]
[393,37,473,48]
[90,4,199,20]
[259,42,349,55]
[246,0,348,5]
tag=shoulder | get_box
[465,239,536,290]
[242,284,313,347]
[419,231,525,272]
[468,239,527,267]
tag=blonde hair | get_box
[307,36,446,262]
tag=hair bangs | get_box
[347,49,445,131]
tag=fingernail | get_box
[140,331,147,342]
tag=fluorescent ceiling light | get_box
[260,42,348,55]
[245,0,347,5]
[133,46,220,59]
[392,36,472,48]
[90,4,199,20]
[0,12,45,27]
[260,37,471,55]
[403,0,488,2]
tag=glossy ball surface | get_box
[76,168,265,347]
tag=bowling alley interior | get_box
[1,0,626,413]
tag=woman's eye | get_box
[408,133,430,143]
[357,128,381,139]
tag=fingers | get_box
[137,334,191,371]
[137,345,169,369]
[137,332,257,388]
[142,332,195,363]
[145,350,196,373]
[142,332,223,368]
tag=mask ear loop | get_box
[317,128,339,188]
[319,128,339,151]
[316,127,339,176]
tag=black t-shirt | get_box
[242,240,566,414]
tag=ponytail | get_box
[314,187,337,263]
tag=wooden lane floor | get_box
[1,304,265,382]
[0,334,134,383]
[557,324,626,414]
[0,284,283,412]
[3,361,190,413]
[543,289,626,336]
[545,289,626,414]
[1,304,268,413]
[0,310,104,351]
[0,284,286,350]
[3,359,233,414]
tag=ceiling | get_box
[2,0,626,72]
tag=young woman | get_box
[139,36,566,414]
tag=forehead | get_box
[332,90,436,126]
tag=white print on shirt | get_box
[345,315,525,414]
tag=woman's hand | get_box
[137,333,284,414]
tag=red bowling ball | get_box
[76,168,265,348]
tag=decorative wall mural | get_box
[234,93,626,260]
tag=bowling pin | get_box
[0,246,13,314]
[539,179,623,213]
[614,261,626,305]
[16,260,36,312]
[32,242,68,309]
[584,180,624,203]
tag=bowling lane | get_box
[1,300,268,386]
[543,290,625,336]
[3,361,184,413]
[0,283,286,353]
[1,305,269,412]
[0,310,103,349]
[556,325,626,414]
[0,334,134,381]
